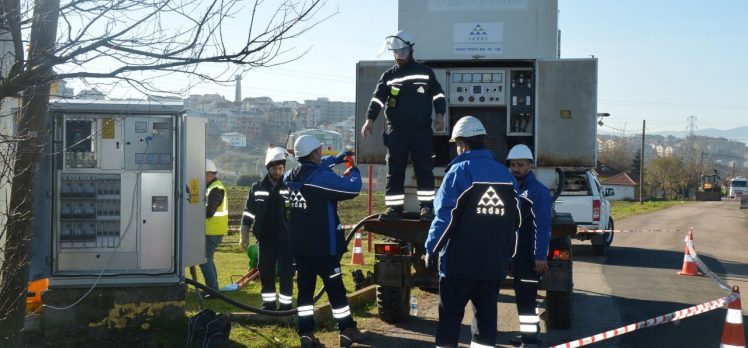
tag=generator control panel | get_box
[448,69,506,106]
[508,70,535,135]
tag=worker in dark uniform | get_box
[202,159,228,298]
[361,30,447,221]
[424,116,521,348]
[284,135,370,348]
[507,144,551,348]
[240,146,294,311]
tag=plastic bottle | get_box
[409,295,418,316]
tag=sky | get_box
[82,0,748,135]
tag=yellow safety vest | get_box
[205,179,228,236]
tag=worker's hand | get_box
[361,119,374,139]
[239,225,249,251]
[534,260,548,274]
[434,113,444,132]
[334,150,353,164]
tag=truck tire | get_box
[376,285,411,323]
[546,290,572,329]
[605,218,614,246]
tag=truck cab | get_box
[555,169,614,255]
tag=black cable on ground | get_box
[186,213,381,316]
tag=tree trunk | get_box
[0,1,59,346]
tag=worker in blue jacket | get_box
[507,144,552,347]
[284,135,370,348]
[424,116,521,348]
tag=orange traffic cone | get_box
[350,232,365,265]
[721,286,745,348]
[678,229,702,276]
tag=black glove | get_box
[424,253,437,270]
[334,150,353,164]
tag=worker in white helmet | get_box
[424,116,521,348]
[284,135,370,348]
[506,144,551,348]
[240,146,294,311]
[202,159,228,298]
[361,30,447,222]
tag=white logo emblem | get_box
[290,190,308,209]
[417,86,425,94]
[476,186,505,216]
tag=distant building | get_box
[600,172,637,201]
[303,97,355,126]
[77,89,105,100]
[221,132,246,147]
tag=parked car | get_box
[554,170,615,255]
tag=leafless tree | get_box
[0,0,328,346]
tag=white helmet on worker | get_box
[385,30,415,50]
[450,116,487,142]
[293,135,322,158]
[507,144,534,161]
[265,146,288,167]
[205,159,217,173]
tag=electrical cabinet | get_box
[29,100,206,287]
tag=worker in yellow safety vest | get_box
[202,159,228,298]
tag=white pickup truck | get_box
[554,170,615,255]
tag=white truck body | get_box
[729,177,747,197]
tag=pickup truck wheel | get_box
[376,285,411,323]
[545,290,572,329]
[605,218,614,246]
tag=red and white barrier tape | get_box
[578,228,692,234]
[550,292,739,348]
[687,239,732,291]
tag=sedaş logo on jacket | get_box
[477,186,505,216]
[290,190,307,209]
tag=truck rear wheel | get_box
[376,285,411,323]
[605,218,614,246]
[545,290,572,329]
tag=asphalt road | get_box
[556,200,748,348]
[321,200,748,347]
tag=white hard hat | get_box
[450,116,487,142]
[293,135,322,158]
[206,159,217,172]
[384,30,414,50]
[265,146,288,167]
[507,144,534,161]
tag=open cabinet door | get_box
[28,114,55,281]
[535,59,598,168]
[179,115,206,274]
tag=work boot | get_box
[419,206,434,222]
[300,333,322,348]
[510,334,540,347]
[278,303,292,311]
[380,207,402,221]
[339,326,371,347]
[262,302,277,311]
[509,334,523,346]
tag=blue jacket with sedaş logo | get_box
[425,149,521,279]
[284,157,361,257]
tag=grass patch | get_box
[611,200,687,220]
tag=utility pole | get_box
[639,120,645,203]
